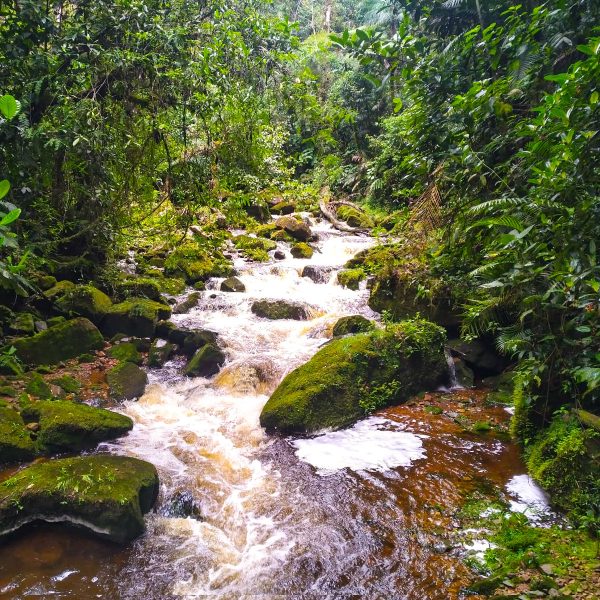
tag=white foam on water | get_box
[506,474,553,522]
[292,416,427,475]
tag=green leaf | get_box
[0,95,19,120]
[0,180,9,200]
[0,208,21,227]
[591,91,599,105]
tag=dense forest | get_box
[0,0,599,598]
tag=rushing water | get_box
[0,217,549,599]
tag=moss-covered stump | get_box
[251,300,312,321]
[184,344,226,377]
[337,268,365,290]
[290,243,314,259]
[275,216,312,242]
[233,235,277,262]
[55,284,112,324]
[12,318,104,366]
[221,276,246,293]
[260,318,447,435]
[103,298,172,338]
[332,315,376,337]
[107,362,148,400]
[21,400,133,453]
[108,342,143,365]
[0,455,159,544]
[148,339,175,368]
[0,407,35,464]
[115,278,163,302]
[164,241,233,284]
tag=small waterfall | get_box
[443,348,464,390]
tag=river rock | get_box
[103,298,172,338]
[0,455,159,544]
[301,265,335,283]
[270,201,296,215]
[108,341,143,364]
[55,284,113,324]
[21,400,133,453]
[251,300,312,321]
[173,292,201,314]
[332,315,376,337]
[337,268,365,290]
[275,216,311,242]
[148,339,175,367]
[274,250,286,260]
[290,243,313,259]
[221,277,246,293]
[155,321,218,355]
[107,361,148,400]
[0,407,36,464]
[184,344,226,377]
[7,312,36,335]
[114,278,163,301]
[260,319,447,434]
[12,317,104,366]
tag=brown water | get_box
[0,219,541,599]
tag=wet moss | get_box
[184,344,226,377]
[290,242,313,259]
[103,298,172,338]
[337,268,365,290]
[24,373,53,399]
[21,400,133,453]
[42,280,76,302]
[332,315,376,337]
[336,205,374,229]
[260,318,447,434]
[107,361,148,400]
[0,455,159,544]
[233,235,277,262]
[115,278,163,302]
[0,407,35,464]
[108,342,143,365]
[164,241,233,283]
[49,375,82,395]
[55,284,112,323]
[12,318,104,366]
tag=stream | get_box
[0,217,551,599]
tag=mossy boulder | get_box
[221,277,245,293]
[115,278,163,302]
[49,375,82,395]
[43,280,75,302]
[103,298,172,338]
[8,312,36,335]
[332,315,376,337]
[271,229,292,242]
[24,373,53,399]
[271,201,296,215]
[55,284,112,324]
[336,206,374,229]
[290,243,313,259]
[108,342,143,365]
[36,275,58,291]
[0,455,159,544]
[184,344,226,377]
[164,241,233,284]
[173,292,201,314]
[12,318,104,366]
[107,362,148,400]
[0,407,35,464]
[233,235,277,262]
[21,400,133,453]
[148,339,175,368]
[275,216,311,242]
[251,300,312,321]
[260,319,447,435]
[337,268,365,290]
[253,223,278,239]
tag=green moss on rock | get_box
[164,241,233,284]
[337,268,365,290]
[221,277,245,293]
[290,243,314,259]
[12,318,104,366]
[21,400,133,453]
[275,216,311,242]
[24,373,53,399]
[184,344,226,377]
[260,318,447,434]
[148,340,175,368]
[332,315,376,337]
[108,342,143,365]
[107,361,148,400]
[233,235,277,262]
[0,455,159,544]
[43,280,75,302]
[103,298,171,338]
[115,278,163,302]
[336,205,374,229]
[55,285,112,323]
[0,407,35,464]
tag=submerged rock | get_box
[0,455,159,544]
[0,407,35,464]
[220,277,246,293]
[103,298,172,338]
[12,318,104,366]
[148,339,175,367]
[173,292,201,314]
[184,344,226,377]
[107,361,148,400]
[275,216,311,242]
[21,400,133,453]
[251,300,312,321]
[332,315,376,337]
[260,319,447,434]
